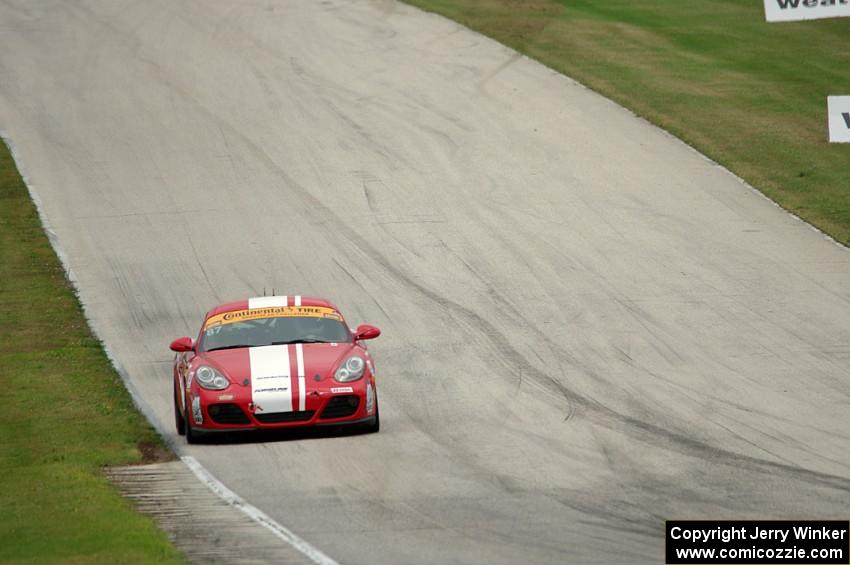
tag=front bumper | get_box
[189,386,376,431]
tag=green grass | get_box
[403,0,850,244]
[0,140,184,563]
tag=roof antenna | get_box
[263,287,266,297]
[272,288,276,296]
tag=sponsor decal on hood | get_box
[249,345,293,413]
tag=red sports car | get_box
[170,295,381,443]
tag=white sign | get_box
[827,96,850,143]
[764,0,850,22]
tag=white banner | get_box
[764,0,850,22]
[827,96,850,143]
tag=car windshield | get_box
[200,316,351,352]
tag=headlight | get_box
[334,355,366,382]
[194,365,230,390]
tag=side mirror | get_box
[169,336,194,352]
[354,324,381,341]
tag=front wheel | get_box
[363,400,380,434]
[185,400,205,444]
[174,385,186,436]
[185,418,203,444]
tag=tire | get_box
[174,385,186,436]
[363,399,380,434]
[185,400,205,444]
[185,417,201,444]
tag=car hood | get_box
[196,342,356,386]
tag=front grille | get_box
[208,403,251,425]
[320,395,360,419]
[255,410,315,424]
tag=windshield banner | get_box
[204,306,342,328]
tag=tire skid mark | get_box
[218,109,850,495]
[125,36,850,493]
[65,0,850,511]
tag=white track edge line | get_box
[181,456,340,565]
[1,133,165,435]
[1,132,339,565]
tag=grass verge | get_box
[403,0,850,244]
[0,139,184,563]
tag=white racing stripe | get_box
[248,295,289,308]
[295,343,306,411]
[249,345,293,413]
[181,455,340,565]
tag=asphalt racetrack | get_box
[2,1,849,563]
